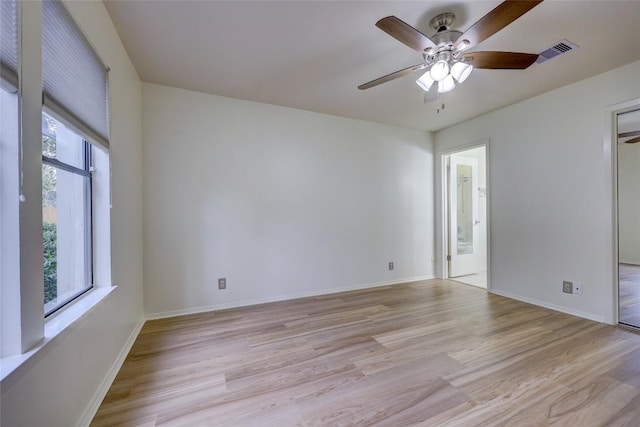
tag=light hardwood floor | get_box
[92,279,640,426]
[450,271,487,289]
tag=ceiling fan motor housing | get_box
[426,13,463,55]
[430,12,455,32]
[430,30,463,50]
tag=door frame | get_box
[439,140,490,289]
[607,98,640,326]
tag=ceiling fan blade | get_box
[455,0,543,50]
[358,63,428,90]
[376,16,437,53]
[624,136,640,144]
[463,51,538,69]
[619,130,640,138]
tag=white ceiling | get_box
[104,0,640,132]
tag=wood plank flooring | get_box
[92,279,640,426]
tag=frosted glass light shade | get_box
[451,62,473,83]
[430,60,449,81]
[438,74,455,93]
[416,71,434,91]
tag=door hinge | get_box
[447,255,451,261]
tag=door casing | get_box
[608,98,640,326]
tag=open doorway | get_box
[443,145,488,288]
[616,107,640,328]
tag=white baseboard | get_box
[489,288,605,323]
[76,316,145,427]
[146,275,435,320]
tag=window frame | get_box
[41,129,95,317]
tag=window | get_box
[1,0,112,364]
[42,113,94,316]
[40,0,110,316]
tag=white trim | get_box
[1,285,117,382]
[439,140,489,157]
[489,288,605,324]
[439,153,448,279]
[75,316,145,427]
[146,275,435,320]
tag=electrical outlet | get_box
[562,281,573,294]
[218,278,226,290]
[573,283,582,295]
[388,262,394,271]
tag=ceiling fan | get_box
[358,0,544,102]
[619,130,640,144]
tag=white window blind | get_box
[42,0,109,149]
[0,0,18,92]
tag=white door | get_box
[449,155,480,277]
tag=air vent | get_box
[535,39,579,64]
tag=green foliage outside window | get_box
[42,116,58,305]
[43,222,57,304]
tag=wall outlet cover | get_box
[562,281,573,294]
[574,283,582,295]
[218,278,226,290]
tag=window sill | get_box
[0,285,117,384]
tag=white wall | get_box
[435,60,640,324]
[0,1,144,426]
[618,142,640,265]
[142,83,434,317]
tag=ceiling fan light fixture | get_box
[451,61,473,83]
[438,74,455,93]
[416,71,435,91]
[430,60,450,81]
[358,2,544,100]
